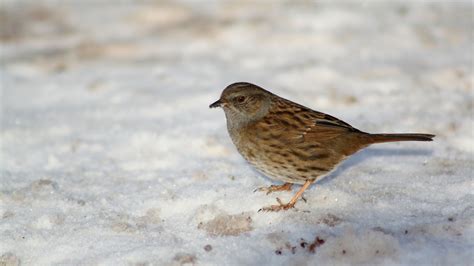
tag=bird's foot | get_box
[258,197,296,212]
[254,183,293,195]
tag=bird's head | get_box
[210,82,273,128]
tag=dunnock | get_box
[210,82,434,211]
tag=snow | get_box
[1,1,473,265]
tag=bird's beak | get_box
[209,99,223,108]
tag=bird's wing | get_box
[256,99,361,145]
[248,98,369,169]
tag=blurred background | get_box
[1,1,473,265]
[2,0,472,175]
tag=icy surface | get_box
[1,1,473,265]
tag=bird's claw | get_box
[258,197,296,212]
[254,183,293,195]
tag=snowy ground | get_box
[1,1,473,265]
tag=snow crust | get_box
[1,1,473,265]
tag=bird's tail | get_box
[367,133,435,144]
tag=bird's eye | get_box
[236,96,246,103]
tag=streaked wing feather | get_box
[262,98,360,144]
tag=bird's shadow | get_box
[316,147,433,186]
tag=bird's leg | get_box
[259,180,313,212]
[254,183,293,195]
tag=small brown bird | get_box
[210,82,434,212]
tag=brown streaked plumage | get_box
[210,82,434,211]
